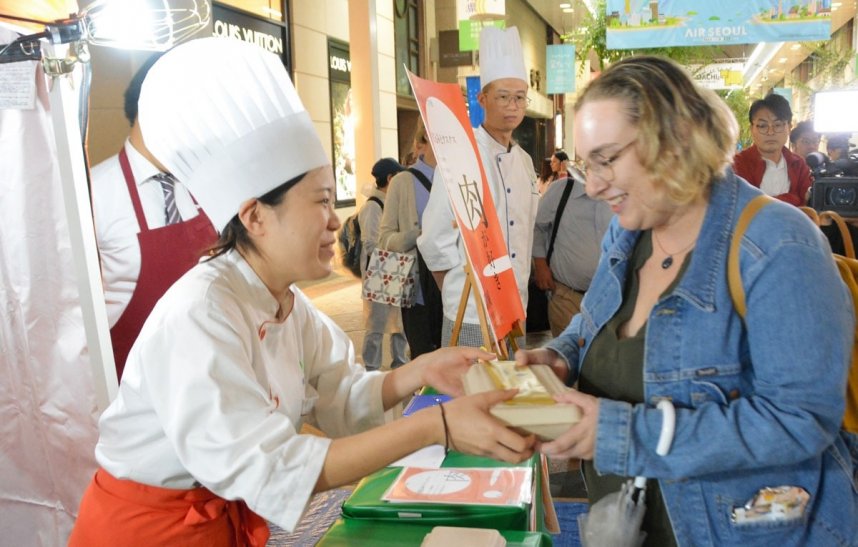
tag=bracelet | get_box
[438,402,451,454]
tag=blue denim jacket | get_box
[547,172,858,546]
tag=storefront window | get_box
[394,0,421,96]
[216,0,284,21]
[329,39,356,206]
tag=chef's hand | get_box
[382,347,494,410]
[418,346,496,396]
[442,389,536,463]
[514,347,570,384]
[538,389,599,460]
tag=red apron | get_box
[109,149,218,379]
[69,468,270,547]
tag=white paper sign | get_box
[0,60,37,110]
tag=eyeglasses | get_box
[753,120,788,134]
[492,93,531,108]
[575,139,637,183]
[798,137,820,146]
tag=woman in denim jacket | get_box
[517,56,857,546]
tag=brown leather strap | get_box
[799,206,820,225]
[799,206,855,260]
[819,211,856,259]
[728,195,775,320]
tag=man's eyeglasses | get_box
[575,139,637,183]
[753,120,788,134]
[798,136,820,146]
[492,93,531,108]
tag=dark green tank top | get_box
[578,230,690,547]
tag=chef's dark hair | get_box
[124,53,164,126]
[206,173,306,261]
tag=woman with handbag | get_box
[359,157,410,370]
[378,123,444,358]
[517,56,857,545]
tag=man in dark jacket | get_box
[733,93,812,206]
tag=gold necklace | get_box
[652,230,696,269]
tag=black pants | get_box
[401,252,443,358]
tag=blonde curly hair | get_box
[575,55,738,205]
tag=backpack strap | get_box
[800,206,856,259]
[408,168,432,193]
[819,211,856,259]
[546,177,575,265]
[367,196,384,211]
[728,195,775,319]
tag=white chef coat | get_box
[91,140,203,326]
[417,125,538,325]
[95,250,387,531]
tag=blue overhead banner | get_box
[605,0,832,50]
[546,44,576,94]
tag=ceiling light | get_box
[0,0,210,65]
[743,41,784,86]
[790,43,801,50]
[559,2,572,7]
[779,57,788,63]
[562,8,574,13]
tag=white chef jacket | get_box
[417,125,538,325]
[95,250,387,531]
[91,140,203,326]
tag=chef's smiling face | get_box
[255,166,340,286]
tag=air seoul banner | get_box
[606,0,832,50]
[407,71,525,344]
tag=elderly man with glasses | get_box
[733,93,812,206]
[418,26,539,348]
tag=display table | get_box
[317,518,551,546]
[340,451,550,533]
[319,387,558,545]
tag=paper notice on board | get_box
[0,60,37,110]
[382,466,533,506]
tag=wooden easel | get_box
[449,263,525,359]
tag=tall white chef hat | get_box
[478,26,527,89]
[138,37,329,232]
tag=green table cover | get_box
[341,452,545,532]
[317,518,552,546]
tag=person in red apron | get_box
[90,54,217,378]
[107,146,216,376]
[71,38,534,547]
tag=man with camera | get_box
[734,93,812,206]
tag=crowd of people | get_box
[70,25,857,547]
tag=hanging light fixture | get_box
[0,0,210,66]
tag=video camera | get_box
[808,90,858,216]
[807,150,858,217]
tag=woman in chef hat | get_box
[70,38,534,546]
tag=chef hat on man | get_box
[478,26,527,89]
[138,37,328,232]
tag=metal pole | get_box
[47,50,117,412]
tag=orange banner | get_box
[407,70,525,343]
